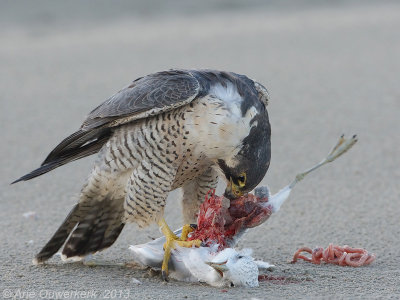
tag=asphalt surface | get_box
[1,1,400,299]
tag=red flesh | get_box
[187,189,376,268]
[291,243,376,267]
[188,189,272,250]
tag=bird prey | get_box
[133,242,272,288]
[128,185,286,287]
[129,135,358,286]
[13,69,271,277]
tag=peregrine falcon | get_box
[13,69,271,275]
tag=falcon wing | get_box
[81,69,200,130]
[12,70,200,183]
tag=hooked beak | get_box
[206,261,228,276]
[224,177,243,200]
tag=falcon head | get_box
[218,112,271,200]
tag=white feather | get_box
[209,83,243,118]
[173,246,221,285]
[255,260,275,271]
[263,185,292,213]
[129,229,272,287]
[128,185,292,287]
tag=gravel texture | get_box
[1,1,399,299]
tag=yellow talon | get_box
[180,223,196,241]
[158,218,201,281]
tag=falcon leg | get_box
[181,167,219,224]
[158,218,201,281]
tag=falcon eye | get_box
[238,255,244,259]
[237,172,247,188]
[230,282,235,287]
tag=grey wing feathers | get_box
[12,70,200,183]
[81,70,200,130]
[12,128,112,183]
[42,128,110,165]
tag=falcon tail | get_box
[11,128,112,184]
[34,197,125,264]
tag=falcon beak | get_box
[224,177,243,200]
[206,261,228,276]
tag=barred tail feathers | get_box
[34,197,124,264]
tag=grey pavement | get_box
[1,1,399,299]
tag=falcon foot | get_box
[158,218,201,281]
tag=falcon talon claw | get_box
[161,270,169,282]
